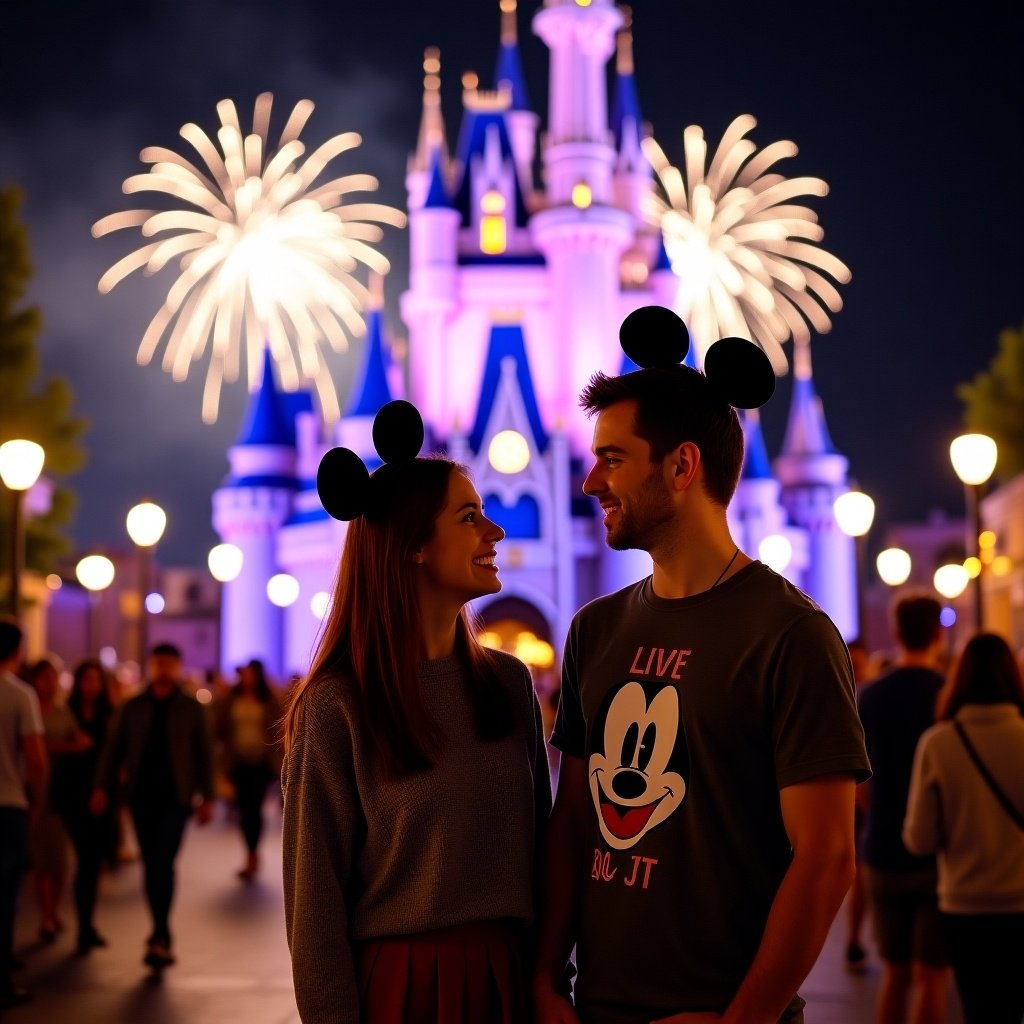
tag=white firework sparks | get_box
[94,93,407,423]
[644,115,851,373]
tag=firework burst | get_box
[94,93,407,422]
[644,115,850,373]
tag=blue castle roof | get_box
[495,40,530,111]
[236,348,294,448]
[346,308,393,418]
[470,323,548,455]
[653,233,673,273]
[611,67,642,149]
[451,109,530,229]
[741,411,774,479]
[423,150,451,209]
[782,374,838,457]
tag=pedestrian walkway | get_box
[5,801,963,1023]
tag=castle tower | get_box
[212,349,297,678]
[774,340,857,637]
[495,0,539,199]
[406,47,449,210]
[531,0,634,454]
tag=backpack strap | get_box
[953,721,1024,832]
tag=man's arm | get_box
[20,732,48,811]
[657,774,857,1024]
[533,751,587,1024]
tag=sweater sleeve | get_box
[903,732,941,857]
[282,682,362,1024]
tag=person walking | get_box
[903,632,1024,1024]
[0,618,46,1009]
[91,642,215,970]
[54,658,116,954]
[533,307,870,1024]
[282,400,551,1024]
[215,658,281,883]
[858,595,951,1024]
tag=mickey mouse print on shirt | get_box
[589,679,690,851]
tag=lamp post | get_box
[75,554,115,654]
[208,543,244,672]
[0,440,45,617]
[949,433,997,630]
[833,490,876,641]
[126,500,166,665]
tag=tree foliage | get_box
[958,324,1024,480]
[0,185,88,588]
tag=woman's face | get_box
[414,472,505,608]
[79,667,103,702]
[33,664,58,702]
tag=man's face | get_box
[148,653,180,697]
[583,400,675,552]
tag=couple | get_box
[281,308,870,1024]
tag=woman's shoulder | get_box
[292,672,362,731]
[485,648,533,685]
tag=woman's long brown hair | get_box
[284,457,510,776]
[936,631,1024,720]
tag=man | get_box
[858,595,949,1024]
[0,617,46,1009]
[534,362,870,1024]
[92,642,214,970]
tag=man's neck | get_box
[897,649,939,670]
[650,527,748,600]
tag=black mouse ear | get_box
[618,305,691,369]
[372,400,424,464]
[703,337,776,409]
[316,447,371,521]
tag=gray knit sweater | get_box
[282,650,551,1024]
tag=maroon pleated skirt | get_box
[356,920,527,1024]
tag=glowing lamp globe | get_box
[949,434,997,486]
[208,543,244,583]
[0,440,45,491]
[876,548,912,586]
[488,430,530,474]
[571,182,592,209]
[126,501,167,547]
[833,491,875,538]
[933,563,969,600]
[758,534,793,573]
[267,573,300,608]
[310,591,331,619]
[76,555,115,592]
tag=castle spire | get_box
[346,273,393,419]
[413,46,447,173]
[495,0,531,112]
[611,6,642,150]
[781,339,837,457]
[236,347,293,448]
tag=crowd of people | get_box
[1,307,1022,1023]
[0,627,285,1008]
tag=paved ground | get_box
[5,800,964,1023]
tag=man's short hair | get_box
[892,593,943,652]
[579,366,744,506]
[150,641,182,661]
[0,615,24,663]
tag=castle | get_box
[211,0,858,681]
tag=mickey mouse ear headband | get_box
[317,400,425,522]
[618,306,776,409]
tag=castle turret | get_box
[531,0,634,453]
[406,47,450,210]
[212,348,297,678]
[610,8,650,224]
[495,0,539,199]
[773,340,856,637]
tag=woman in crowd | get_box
[216,658,281,882]
[903,632,1024,1024]
[56,659,116,954]
[282,401,551,1024]
[24,658,90,943]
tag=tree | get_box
[958,323,1024,480]
[0,185,87,599]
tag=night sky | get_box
[1,0,1021,568]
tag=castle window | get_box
[480,189,507,255]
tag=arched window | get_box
[480,189,507,255]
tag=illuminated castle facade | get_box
[212,0,858,680]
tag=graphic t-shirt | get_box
[551,561,871,1024]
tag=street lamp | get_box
[75,554,115,654]
[833,489,876,640]
[876,547,912,587]
[208,543,243,673]
[0,439,45,617]
[934,563,969,601]
[949,433,997,629]
[126,500,167,665]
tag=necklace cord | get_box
[710,547,740,589]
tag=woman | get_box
[56,659,116,954]
[903,632,1024,1024]
[282,402,551,1024]
[215,658,281,882]
[25,658,89,943]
